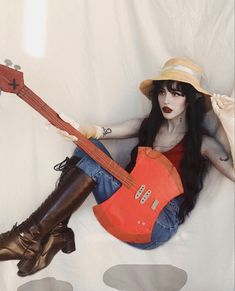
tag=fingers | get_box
[211,93,234,112]
[57,129,78,141]
[58,113,103,139]
[212,93,234,104]
[78,125,95,139]
[211,94,223,107]
[58,113,80,130]
[210,95,221,115]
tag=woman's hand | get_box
[210,93,234,167]
[58,113,103,141]
[211,94,234,117]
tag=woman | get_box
[0,57,234,276]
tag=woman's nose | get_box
[163,92,171,104]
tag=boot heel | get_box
[62,234,76,253]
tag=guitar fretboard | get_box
[17,85,136,189]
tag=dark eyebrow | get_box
[171,89,183,94]
[171,88,182,92]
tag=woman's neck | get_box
[164,110,187,134]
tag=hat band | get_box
[162,64,201,81]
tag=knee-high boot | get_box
[17,156,86,276]
[39,156,82,255]
[0,162,96,265]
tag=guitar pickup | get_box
[140,190,151,204]
[135,185,145,199]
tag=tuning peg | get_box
[4,59,13,67]
[14,64,21,71]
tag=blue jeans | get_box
[73,139,184,250]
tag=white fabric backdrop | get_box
[0,0,234,290]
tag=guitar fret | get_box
[17,85,137,189]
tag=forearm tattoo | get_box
[102,127,112,137]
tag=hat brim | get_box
[140,73,211,100]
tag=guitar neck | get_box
[17,85,135,189]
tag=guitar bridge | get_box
[151,199,159,210]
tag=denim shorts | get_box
[73,139,184,250]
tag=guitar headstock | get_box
[0,60,24,94]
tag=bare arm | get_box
[100,118,144,139]
[211,92,234,163]
[57,114,144,141]
[201,135,235,182]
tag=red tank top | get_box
[162,139,184,174]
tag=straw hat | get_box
[140,57,211,99]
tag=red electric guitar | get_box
[0,63,183,244]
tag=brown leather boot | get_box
[46,155,82,253]
[0,167,95,264]
[17,221,76,276]
[0,156,79,261]
[0,222,41,261]
[16,156,83,276]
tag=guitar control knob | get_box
[4,59,13,67]
[14,65,21,71]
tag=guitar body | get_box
[93,146,183,243]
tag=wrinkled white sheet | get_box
[0,0,234,290]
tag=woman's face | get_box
[157,82,186,120]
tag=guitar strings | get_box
[21,87,137,188]
[17,86,138,190]
[19,87,183,201]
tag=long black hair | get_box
[126,80,209,223]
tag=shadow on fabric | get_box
[17,277,73,291]
[103,264,187,291]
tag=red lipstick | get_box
[162,106,173,113]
